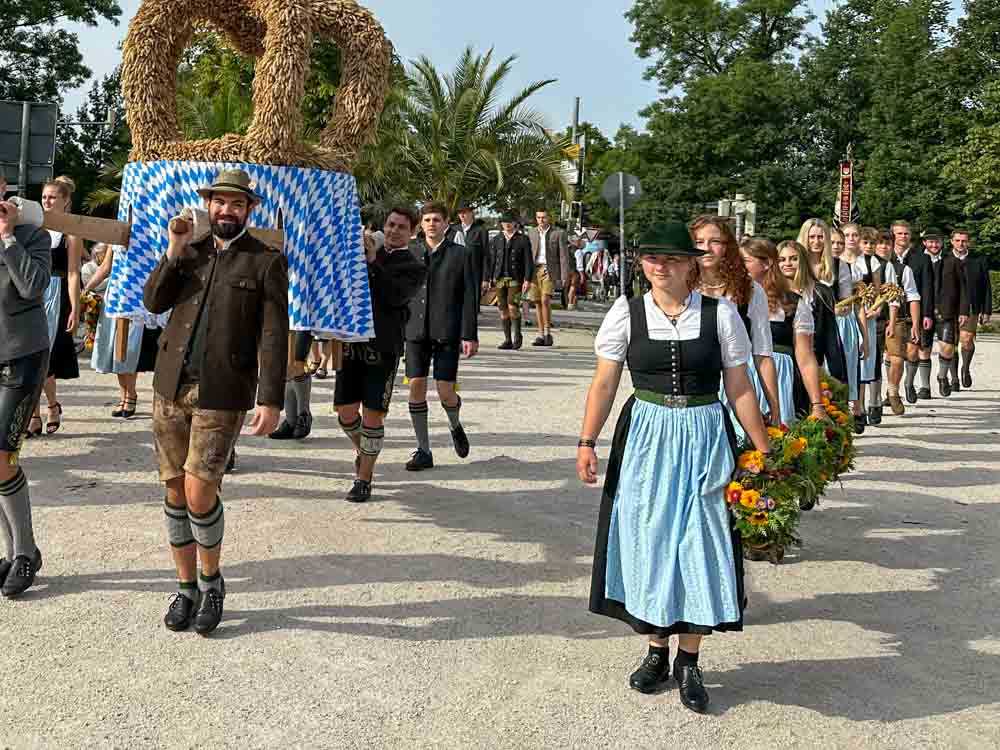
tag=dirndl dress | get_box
[719,290,770,438]
[590,296,745,636]
[46,232,80,381]
[860,316,877,383]
[835,312,862,401]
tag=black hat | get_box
[499,213,517,224]
[637,222,704,256]
[922,227,944,239]
[457,201,475,212]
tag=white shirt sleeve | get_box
[793,297,815,334]
[747,282,774,357]
[838,259,854,299]
[717,297,752,369]
[883,263,920,307]
[594,295,631,362]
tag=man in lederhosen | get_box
[405,203,479,471]
[334,207,426,502]
[485,214,533,350]
[919,228,968,397]
[951,228,993,390]
[891,220,934,403]
[145,169,288,635]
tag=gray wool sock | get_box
[198,570,224,594]
[292,374,312,416]
[868,379,882,406]
[950,354,960,382]
[917,360,932,389]
[178,580,199,603]
[0,509,13,559]
[409,401,431,453]
[904,360,918,389]
[937,356,953,381]
[283,380,299,425]
[443,396,462,431]
[0,469,37,557]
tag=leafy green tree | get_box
[0,0,121,104]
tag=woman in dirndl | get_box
[690,215,781,433]
[82,244,161,417]
[578,222,770,714]
[741,238,826,425]
[29,177,82,437]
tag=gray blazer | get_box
[0,224,52,361]
[527,225,571,285]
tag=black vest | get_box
[769,292,801,351]
[888,257,911,321]
[626,295,722,397]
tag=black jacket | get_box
[368,246,428,355]
[486,231,534,284]
[405,238,479,343]
[958,254,993,316]
[812,283,848,383]
[448,220,490,282]
[900,250,934,321]
[929,254,968,320]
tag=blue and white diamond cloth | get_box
[104,160,374,340]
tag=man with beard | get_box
[144,169,288,635]
[919,228,967,397]
[891,220,934,403]
[951,228,993,389]
[334,207,426,502]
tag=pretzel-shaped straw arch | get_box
[122,0,392,172]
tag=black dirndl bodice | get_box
[770,292,810,417]
[626,295,722,397]
[47,233,80,380]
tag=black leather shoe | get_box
[675,664,710,714]
[293,412,313,440]
[868,406,883,426]
[346,479,372,503]
[628,651,671,694]
[0,557,10,583]
[450,424,470,458]
[938,378,951,398]
[512,320,523,350]
[962,369,972,389]
[405,449,434,471]
[852,413,866,435]
[163,592,198,631]
[193,579,225,635]
[905,385,918,404]
[1,548,42,598]
[951,378,961,393]
[225,450,236,474]
[269,421,295,440]
[543,333,554,346]
[498,339,514,350]
[532,336,546,346]
[917,387,932,400]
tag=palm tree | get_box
[398,46,570,215]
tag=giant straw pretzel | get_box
[122,0,392,172]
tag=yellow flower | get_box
[740,489,761,508]
[806,415,820,422]
[820,381,830,390]
[749,512,769,526]
[766,427,784,440]
[836,414,848,426]
[821,396,831,407]
[726,482,744,504]
[784,436,808,459]
[737,450,765,474]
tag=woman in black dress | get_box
[30,177,82,436]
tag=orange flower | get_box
[740,490,761,509]
[784,436,808,459]
[737,450,765,474]
[820,381,830,390]
[821,397,831,407]
[836,414,848,426]
[766,427,784,440]
[726,481,744,504]
[807,415,820,422]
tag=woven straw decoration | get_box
[121,0,392,172]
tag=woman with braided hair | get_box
[690,215,781,434]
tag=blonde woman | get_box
[797,218,850,400]
[30,176,82,436]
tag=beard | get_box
[211,216,246,241]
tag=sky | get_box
[60,1,963,137]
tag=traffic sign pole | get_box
[18,102,29,193]
[618,171,625,298]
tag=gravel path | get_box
[2,327,998,748]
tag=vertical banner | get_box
[837,160,854,227]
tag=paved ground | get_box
[3,325,999,748]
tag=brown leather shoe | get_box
[887,394,905,416]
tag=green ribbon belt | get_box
[633,389,720,409]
